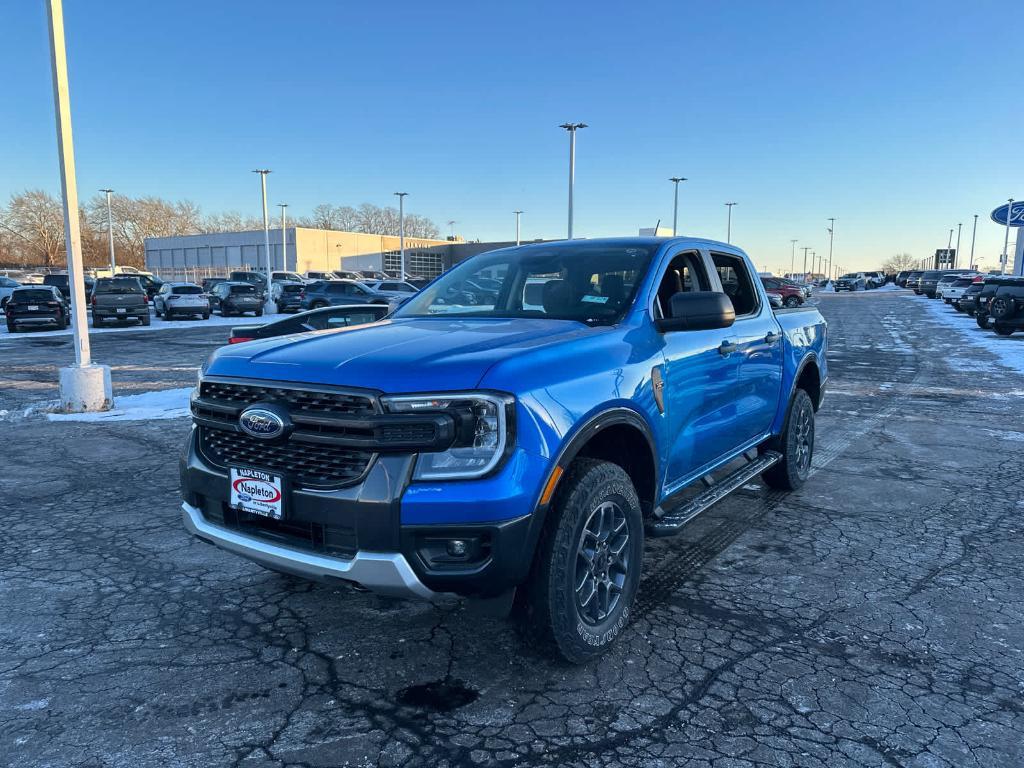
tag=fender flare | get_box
[788,352,823,411]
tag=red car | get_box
[761,278,805,308]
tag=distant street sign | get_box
[990,200,1024,227]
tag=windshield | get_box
[95,277,143,293]
[840,273,858,279]
[393,242,657,325]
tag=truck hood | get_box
[206,317,595,392]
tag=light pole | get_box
[394,192,408,278]
[801,246,811,279]
[725,202,737,243]
[669,177,687,236]
[954,222,961,269]
[559,123,586,239]
[514,210,523,246]
[99,188,116,274]
[1000,198,1013,275]
[447,220,456,240]
[790,239,798,278]
[47,0,112,411]
[277,203,288,284]
[969,214,978,269]
[252,169,272,302]
[827,218,835,284]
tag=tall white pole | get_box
[560,123,586,239]
[253,169,272,300]
[394,192,408,278]
[801,247,810,279]
[725,202,737,243]
[827,218,835,283]
[278,203,288,278]
[790,239,797,278]
[46,0,90,366]
[514,210,522,246]
[954,222,961,269]
[1001,198,1013,275]
[100,188,116,274]
[969,214,978,269]
[669,177,686,236]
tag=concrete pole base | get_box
[59,363,113,413]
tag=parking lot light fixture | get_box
[515,210,523,245]
[725,202,737,243]
[394,192,408,278]
[559,123,587,239]
[801,246,811,279]
[969,214,978,269]
[669,177,687,236]
[252,169,272,303]
[100,188,116,274]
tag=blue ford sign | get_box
[991,200,1024,227]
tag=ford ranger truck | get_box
[182,237,828,662]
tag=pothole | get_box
[395,679,479,712]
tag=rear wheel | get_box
[519,459,642,663]
[994,324,1015,337]
[255,308,264,317]
[784,296,800,308]
[761,388,815,491]
[976,314,991,329]
[141,314,151,326]
[6,321,16,333]
[202,312,210,320]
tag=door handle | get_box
[765,331,781,344]
[718,340,737,356]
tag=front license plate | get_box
[116,307,127,314]
[230,467,284,519]
[27,305,39,311]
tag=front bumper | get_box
[181,501,435,598]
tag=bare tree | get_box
[202,210,263,232]
[4,190,65,266]
[882,252,916,273]
[301,203,360,231]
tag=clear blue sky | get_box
[3,1,1020,272]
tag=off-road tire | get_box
[976,314,991,329]
[202,312,210,320]
[993,324,1015,337]
[519,458,643,664]
[990,296,1016,321]
[761,388,815,491]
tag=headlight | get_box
[381,392,514,480]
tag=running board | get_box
[647,450,782,537]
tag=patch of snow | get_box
[45,387,192,422]
[919,299,1024,375]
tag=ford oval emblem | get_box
[239,407,286,439]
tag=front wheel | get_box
[976,315,991,329]
[519,458,643,664]
[761,388,815,491]
[994,324,1015,337]
[784,296,800,308]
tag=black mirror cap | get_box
[656,291,736,332]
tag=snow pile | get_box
[818,282,835,293]
[0,311,286,341]
[918,298,1024,374]
[874,283,901,291]
[45,387,193,422]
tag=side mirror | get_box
[655,291,736,333]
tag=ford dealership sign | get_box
[990,200,1024,227]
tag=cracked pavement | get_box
[1,291,1022,767]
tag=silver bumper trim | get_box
[181,502,436,600]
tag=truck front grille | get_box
[199,427,373,488]
[200,380,376,415]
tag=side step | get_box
[647,450,782,537]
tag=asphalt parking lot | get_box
[2,291,1023,768]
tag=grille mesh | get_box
[200,380,375,415]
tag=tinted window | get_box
[952,278,973,287]
[229,284,257,294]
[654,251,710,319]
[95,277,143,293]
[172,285,203,295]
[281,284,303,294]
[713,253,758,315]
[13,289,56,302]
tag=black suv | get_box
[5,286,70,332]
[988,277,1024,337]
[974,278,1006,329]
[959,282,984,316]
[210,281,264,317]
[906,271,924,293]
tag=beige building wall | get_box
[292,228,450,274]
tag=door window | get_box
[712,253,759,316]
[652,251,710,320]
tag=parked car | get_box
[935,273,968,299]
[905,271,924,291]
[91,276,150,327]
[183,237,828,662]
[332,270,364,281]
[357,269,390,281]
[0,276,21,310]
[271,281,306,313]
[153,282,211,320]
[5,286,70,332]
[988,277,1024,336]
[227,303,390,344]
[364,280,420,300]
[761,277,804,307]
[229,271,269,297]
[209,281,264,317]
[959,282,984,315]
[271,271,306,283]
[834,273,867,292]
[43,272,95,300]
[895,270,911,287]
[299,279,395,311]
[864,271,885,289]
[940,276,978,308]
[305,271,335,281]
[766,292,785,309]
[974,278,1005,328]
[202,277,228,294]
[916,270,946,298]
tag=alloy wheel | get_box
[575,500,630,626]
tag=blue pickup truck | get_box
[182,237,827,662]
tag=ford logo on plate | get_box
[239,406,287,440]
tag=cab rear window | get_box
[230,285,257,294]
